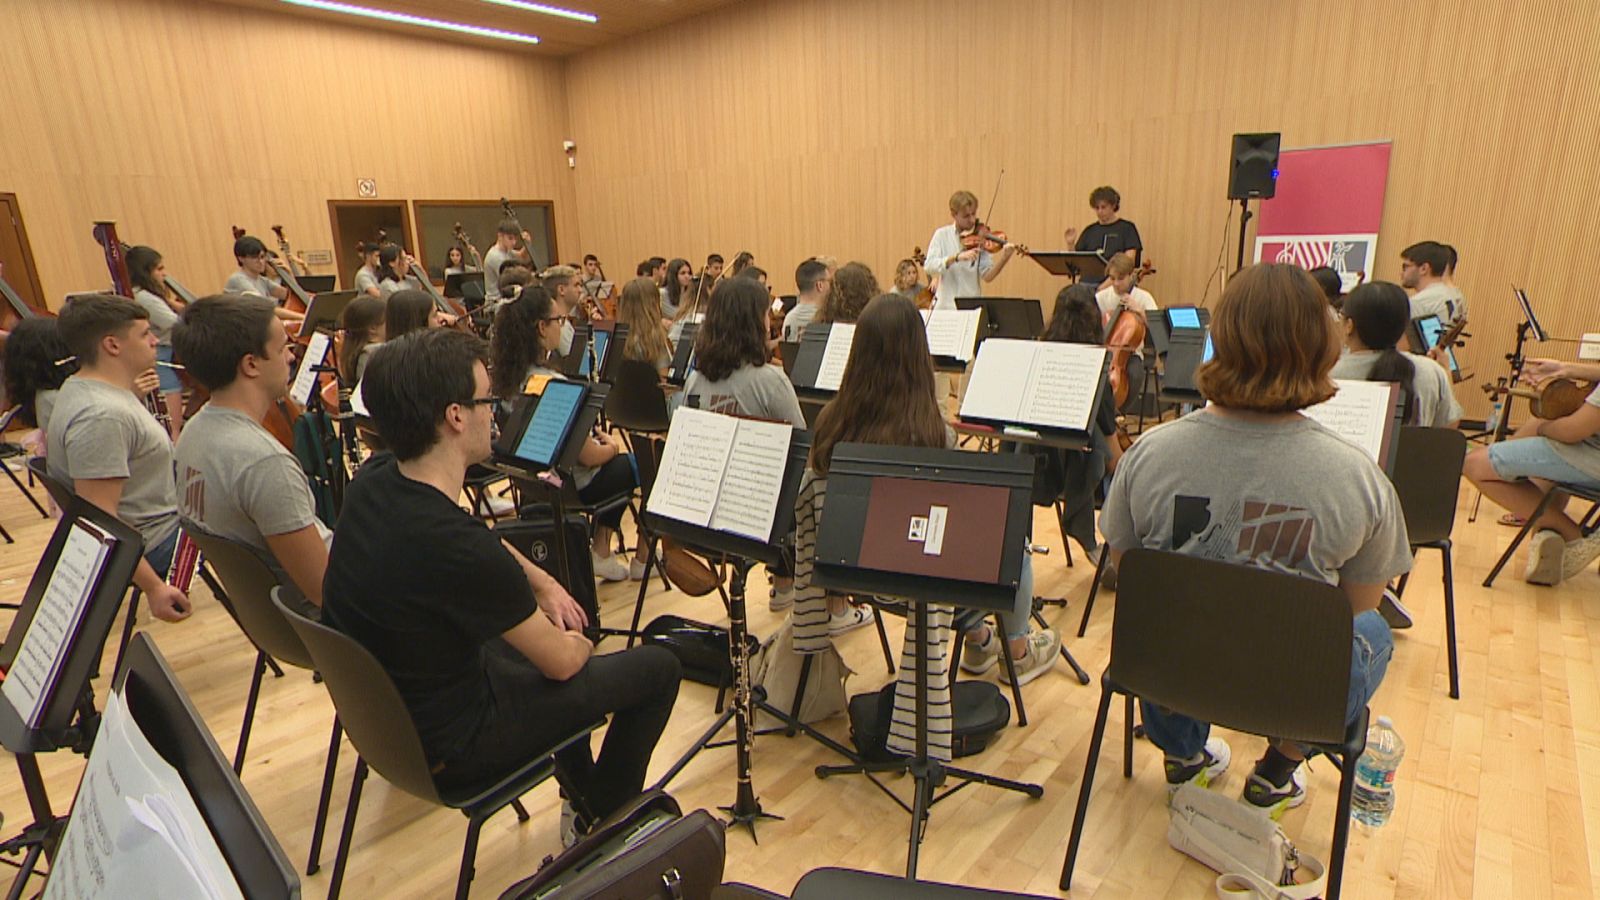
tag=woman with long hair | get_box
[1332,281,1460,428]
[127,244,185,438]
[1100,263,1407,813]
[2,316,75,434]
[377,243,423,297]
[385,289,444,340]
[339,295,387,385]
[662,258,692,320]
[682,278,804,428]
[616,278,672,374]
[795,293,1062,759]
[492,287,640,581]
[817,261,879,325]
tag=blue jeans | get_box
[1140,609,1393,759]
[144,527,180,580]
[955,550,1035,642]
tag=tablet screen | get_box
[514,380,584,467]
[1168,307,1201,330]
[1202,332,1214,363]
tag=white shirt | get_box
[1094,285,1158,321]
[922,223,992,310]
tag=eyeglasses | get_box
[458,396,499,408]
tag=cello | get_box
[1104,261,1157,408]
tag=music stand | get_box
[1028,250,1109,284]
[643,423,858,839]
[1513,286,1547,343]
[1159,328,1210,406]
[0,498,144,897]
[577,322,629,383]
[445,271,485,300]
[299,289,357,336]
[810,444,1044,878]
[667,322,700,387]
[954,297,1044,343]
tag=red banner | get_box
[1253,141,1392,289]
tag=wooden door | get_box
[0,193,47,325]
[327,201,413,291]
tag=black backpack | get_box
[848,680,1011,762]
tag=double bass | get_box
[229,225,307,448]
[233,225,311,316]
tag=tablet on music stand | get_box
[1513,286,1547,342]
[668,322,700,386]
[494,379,597,474]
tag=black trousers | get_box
[577,455,636,532]
[436,643,681,823]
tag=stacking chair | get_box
[1482,480,1600,587]
[1387,427,1467,699]
[182,524,344,878]
[274,589,600,900]
[1059,550,1370,900]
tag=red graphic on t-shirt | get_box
[179,465,206,520]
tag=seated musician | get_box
[543,264,601,323]
[225,235,305,323]
[579,254,609,305]
[498,264,534,304]
[1065,185,1143,272]
[491,287,639,582]
[443,244,480,277]
[615,277,673,375]
[2,316,74,446]
[323,327,681,840]
[386,289,449,338]
[704,253,726,283]
[793,294,1063,745]
[377,244,426,298]
[662,258,692,321]
[816,262,879,327]
[1331,282,1461,429]
[1307,266,1345,315]
[1464,357,1600,585]
[127,245,186,439]
[1099,264,1408,814]
[673,278,808,612]
[171,295,330,611]
[483,219,533,308]
[1400,240,1465,327]
[782,259,832,342]
[891,258,925,304]
[337,295,386,386]
[1095,254,1158,412]
[353,241,383,298]
[48,294,190,621]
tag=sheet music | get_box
[815,323,856,391]
[349,382,369,417]
[46,691,244,900]
[1301,379,1398,466]
[921,309,982,362]
[289,331,331,407]
[960,339,1034,422]
[1018,344,1105,431]
[648,407,739,527]
[2,521,113,727]
[709,418,792,541]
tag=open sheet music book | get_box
[1301,379,1402,471]
[920,308,982,363]
[959,339,1109,434]
[647,407,793,543]
[1,520,116,728]
[46,690,244,900]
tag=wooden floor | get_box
[1,451,1597,899]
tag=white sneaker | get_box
[1164,736,1233,795]
[827,606,872,635]
[1560,531,1600,582]
[1000,629,1061,686]
[960,627,1002,675]
[1525,529,1564,585]
[592,551,628,582]
[629,556,647,581]
[769,583,794,611]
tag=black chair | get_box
[273,589,600,900]
[1387,427,1467,699]
[183,524,344,877]
[603,358,672,436]
[0,407,50,543]
[1482,480,1600,587]
[1059,549,1369,900]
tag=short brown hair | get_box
[1106,254,1136,278]
[58,293,148,365]
[1195,264,1339,413]
[948,190,978,214]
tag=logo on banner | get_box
[1255,233,1374,291]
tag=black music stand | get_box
[573,322,629,383]
[643,425,857,840]
[300,289,357,336]
[293,274,335,293]
[88,634,299,897]
[954,297,1044,343]
[0,498,144,898]
[445,271,485,299]
[1029,250,1109,284]
[667,322,700,386]
[1159,328,1209,406]
[811,445,1045,878]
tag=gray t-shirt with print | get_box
[681,363,806,429]
[46,376,179,548]
[1331,350,1463,429]
[175,403,330,556]
[1100,409,1412,588]
[782,302,820,343]
[1550,386,1600,480]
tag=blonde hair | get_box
[949,190,978,214]
[1106,255,1136,278]
[617,278,672,368]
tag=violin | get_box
[959,220,1027,256]
[1484,374,1593,421]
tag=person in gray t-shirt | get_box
[173,295,333,609]
[47,294,190,621]
[1099,264,1410,814]
[1331,281,1462,429]
[226,234,305,325]
[483,219,533,304]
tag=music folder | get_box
[1028,250,1110,283]
[1300,379,1405,474]
[493,378,606,476]
[788,322,855,397]
[957,338,1110,446]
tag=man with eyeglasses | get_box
[323,328,681,844]
[1400,240,1465,328]
[224,235,305,324]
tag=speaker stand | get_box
[1233,197,1254,274]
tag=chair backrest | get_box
[1389,426,1466,546]
[603,359,671,434]
[1111,549,1354,745]
[270,588,444,805]
[182,521,316,671]
[26,456,75,510]
[628,432,665,501]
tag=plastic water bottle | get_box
[1485,395,1505,435]
[1351,716,1404,827]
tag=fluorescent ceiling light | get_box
[282,0,541,44]
[478,0,598,24]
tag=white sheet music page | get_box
[959,338,1034,422]
[1018,344,1105,431]
[921,309,982,362]
[647,407,738,527]
[289,331,331,407]
[2,521,113,728]
[46,691,244,900]
[815,324,856,391]
[1300,379,1397,465]
[709,419,792,542]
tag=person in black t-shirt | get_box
[1065,185,1144,283]
[322,328,680,835]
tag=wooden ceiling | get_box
[208,0,743,55]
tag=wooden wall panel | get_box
[0,0,578,306]
[565,0,1600,417]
